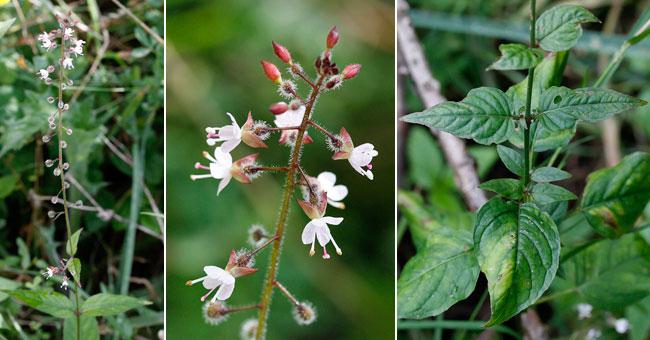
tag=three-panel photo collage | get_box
[1,0,650,339]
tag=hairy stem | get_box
[272,281,299,306]
[58,31,81,340]
[523,0,537,193]
[255,75,325,340]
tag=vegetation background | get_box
[165,0,395,339]
[0,0,164,338]
[398,0,650,339]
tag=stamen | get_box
[203,151,217,163]
[190,174,212,181]
[309,242,315,257]
[201,287,217,302]
[322,248,330,259]
[330,237,343,256]
[195,162,209,170]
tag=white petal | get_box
[317,172,337,191]
[366,170,374,180]
[225,112,240,131]
[204,266,235,284]
[315,225,332,246]
[209,163,229,179]
[213,147,232,166]
[202,277,220,289]
[217,175,232,196]
[348,159,366,176]
[321,216,344,225]
[327,184,348,201]
[215,282,235,300]
[301,221,317,245]
[221,138,241,153]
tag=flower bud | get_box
[48,97,55,103]
[64,181,70,189]
[42,135,51,143]
[45,159,54,167]
[51,196,58,204]
[61,141,67,148]
[58,101,64,109]
[62,162,70,170]
[240,319,258,340]
[261,60,282,84]
[293,301,317,325]
[66,129,73,135]
[46,65,55,73]
[272,41,291,63]
[53,167,61,176]
[63,103,69,110]
[49,123,56,130]
[326,26,339,49]
[47,210,56,218]
[202,301,229,326]
[61,84,66,91]
[46,78,53,84]
[342,64,361,79]
[67,79,73,86]
[269,102,288,115]
[48,116,55,123]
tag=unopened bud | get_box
[272,41,292,63]
[326,26,339,49]
[66,129,72,135]
[45,159,54,167]
[48,116,55,123]
[51,196,58,204]
[342,64,361,79]
[48,210,56,218]
[49,123,56,130]
[53,167,61,176]
[42,135,51,143]
[261,60,282,84]
[61,84,67,91]
[203,302,229,326]
[46,78,53,84]
[48,97,55,103]
[61,141,67,148]
[67,79,73,86]
[293,301,317,325]
[64,181,70,189]
[58,101,64,109]
[269,102,288,115]
[63,103,69,110]
[315,56,322,70]
[62,162,69,170]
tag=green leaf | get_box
[581,152,650,238]
[66,228,83,257]
[0,277,19,302]
[402,87,515,145]
[541,200,568,226]
[531,167,571,182]
[496,145,524,176]
[535,5,600,52]
[558,234,650,310]
[70,258,82,285]
[0,175,16,199]
[474,199,560,326]
[531,87,646,151]
[0,18,15,40]
[531,183,577,204]
[397,228,479,319]
[627,4,650,45]
[478,179,523,200]
[487,44,544,71]
[82,293,148,316]
[3,290,75,318]
[406,127,444,188]
[64,315,99,340]
[16,237,30,270]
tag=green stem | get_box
[534,288,577,305]
[593,41,631,88]
[522,0,537,192]
[255,75,325,340]
[58,30,81,340]
[398,320,523,340]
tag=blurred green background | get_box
[166,0,395,339]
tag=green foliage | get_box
[530,167,570,182]
[474,199,560,326]
[63,316,99,340]
[66,228,83,257]
[0,18,14,39]
[496,145,524,176]
[82,293,149,316]
[402,87,515,145]
[478,179,523,200]
[488,44,544,71]
[530,183,576,205]
[3,290,75,318]
[580,152,650,238]
[557,234,650,310]
[535,5,600,52]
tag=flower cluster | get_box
[574,303,632,338]
[42,258,76,290]
[186,26,376,334]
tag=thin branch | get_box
[396,0,487,211]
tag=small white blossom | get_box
[316,172,348,209]
[349,143,378,180]
[191,147,233,195]
[614,318,630,334]
[38,31,53,50]
[301,216,344,259]
[64,27,74,38]
[42,267,55,279]
[586,328,601,340]
[62,58,74,70]
[61,277,69,290]
[576,303,593,320]
[38,69,49,80]
[188,266,236,303]
[205,112,242,152]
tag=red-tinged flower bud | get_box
[261,60,282,84]
[272,41,292,63]
[269,102,288,115]
[327,26,339,49]
[342,64,361,79]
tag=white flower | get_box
[205,112,242,152]
[62,58,74,70]
[72,39,85,56]
[61,277,69,290]
[64,27,74,38]
[586,328,601,340]
[37,69,49,80]
[42,267,55,279]
[614,318,630,334]
[301,216,344,259]
[274,106,312,145]
[576,303,593,320]
[349,143,378,180]
[38,31,53,50]
[191,147,233,195]
[316,172,348,209]
[189,266,236,303]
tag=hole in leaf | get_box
[553,95,562,104]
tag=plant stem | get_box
[534,288,576,305]
[58,32,81,340]
[226,304,262,313]
[255,75,325,340]
[522,0,537,192]
[272,281,299,306]
[246,235,279,258]
[248,166,290,172]
[308,120,337,140]
[593,41,631,88]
